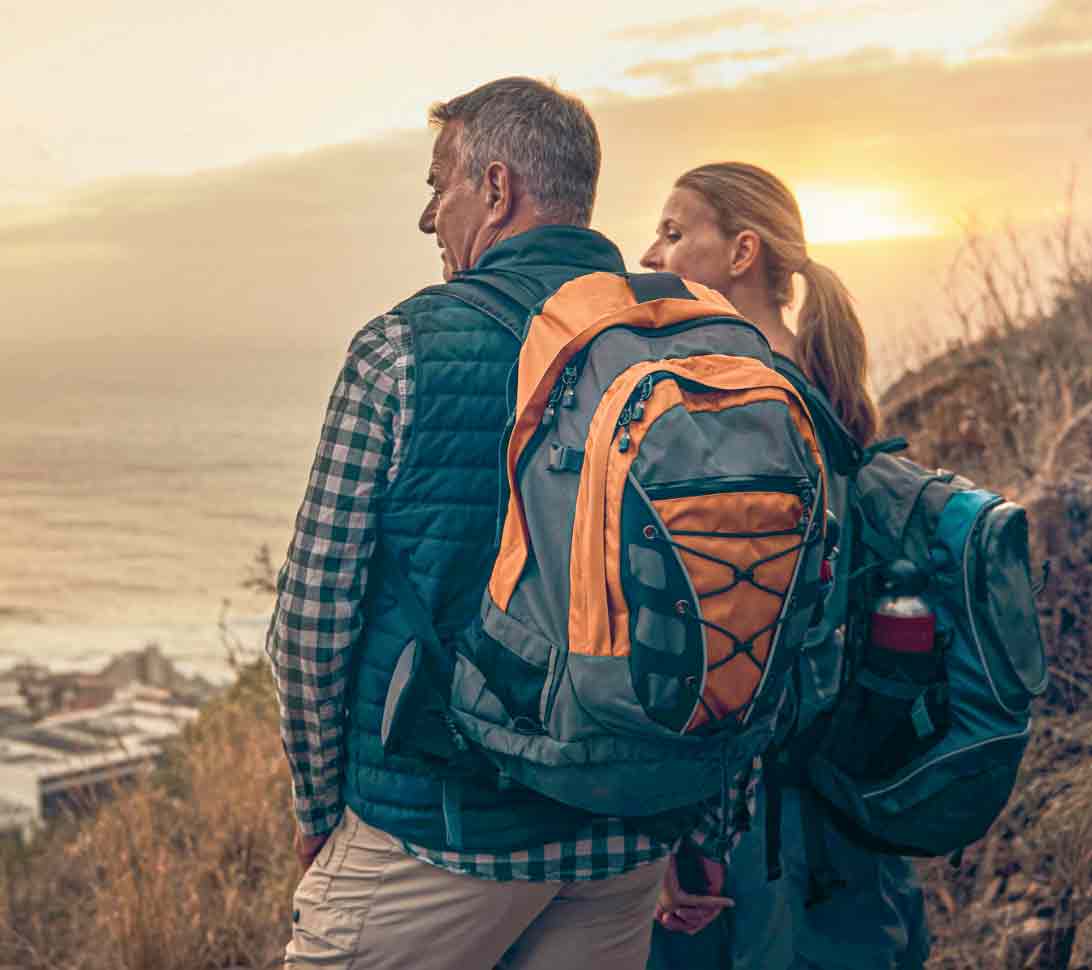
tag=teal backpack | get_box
[773,359,1049,900]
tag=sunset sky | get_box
[2,0,1091,378]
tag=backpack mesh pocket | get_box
[623,475,816,733]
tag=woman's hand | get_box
[654,849,734,935]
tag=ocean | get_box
[0,337,345,683]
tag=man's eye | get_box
[665,231,681,243]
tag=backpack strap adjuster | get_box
[547,444,584,473]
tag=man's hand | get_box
[294,827,330,872]
[654,850,733,935]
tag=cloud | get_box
[596,44,1090,180]
[611,3,888,43]
[1007,0,1092,51]
[621,43,899,91]
[0,130,439,355]
[625,48,792,87]
[611,8,792,42]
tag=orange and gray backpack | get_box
[383,270,827,846]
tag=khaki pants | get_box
[285,807,669,970]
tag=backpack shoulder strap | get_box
[416,271,539,342]
[772,355,862,477]
[624,271,698,303]
[378,542,452,675]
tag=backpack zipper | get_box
[542,363,581,427]
[616,374,655,452]
[644,475,813,506]
[861,726,1031,799]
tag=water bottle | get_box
[859,558,948,777]
[869,559,938,683]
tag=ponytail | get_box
[797,259,879,446]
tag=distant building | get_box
[0,674,30,731]
[1,643,215,722]
[0,683,200,840]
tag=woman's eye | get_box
[665,231,681,243]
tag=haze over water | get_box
[0,339,340,681]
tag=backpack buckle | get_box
[547,444,584,473]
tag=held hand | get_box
[294,827,330,872]
[655,850,733,935]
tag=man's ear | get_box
[483,160,515,227]
[728,229,762,279]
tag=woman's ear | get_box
[728,229,762,278]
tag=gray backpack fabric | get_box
[435,271,829,850]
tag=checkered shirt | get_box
[266,310,751,880]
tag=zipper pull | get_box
[631,375,655,421]
[560,364,579,409]
[798,480,814,529]
[617,404,633,453]
[541,384,563,428]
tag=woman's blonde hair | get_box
[676,162,879,445]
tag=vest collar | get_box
[470,225,625,276]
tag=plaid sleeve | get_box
[266,313,413,836]
[688,756,761,862]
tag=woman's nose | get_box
[640,243,660,270]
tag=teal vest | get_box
[342,227,627,851]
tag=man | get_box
[267,76,730,970]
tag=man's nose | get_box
[419,200,436,235]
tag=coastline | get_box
[0,612,272,686]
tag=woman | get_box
[641,163,930,970]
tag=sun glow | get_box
[794,184,940,244]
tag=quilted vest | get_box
[342,226,627,851]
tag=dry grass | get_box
[882,220,1092,498]
[0,661,296,970]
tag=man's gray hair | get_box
[429,77,601,227]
